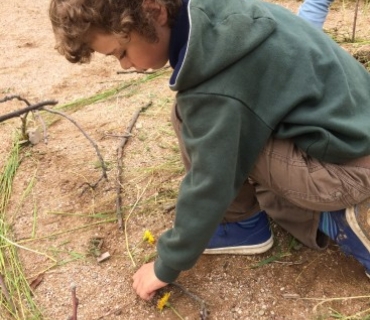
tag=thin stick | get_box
[1,96,108,190]
[116,102,152,229]
[171,282,209,319]
[171,282,205,305]
[43,107,108,184]
[0,95,31,105]
[69,284,79,320]
[352,0,361,42]
[0,100,58,122]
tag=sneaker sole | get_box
[346,200,370,253]
[203,235,273,255]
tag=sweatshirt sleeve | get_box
[154,93,272,283]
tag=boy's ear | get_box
[142,0,168,26]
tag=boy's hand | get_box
[132,262,168,300]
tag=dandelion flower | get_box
[157,292,171,311]
[143,230,155,245]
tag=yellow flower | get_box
[143,230,155,245]
[157,292,171,311]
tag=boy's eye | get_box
[119,51,126,60]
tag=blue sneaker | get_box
[203,211,273,255]
[320,200,370,277]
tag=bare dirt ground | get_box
[1,0,370,319]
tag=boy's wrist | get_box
[154,257,181,283]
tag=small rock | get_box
[97,252,111,263]
[114,309,122,316]
[27,127,42,145]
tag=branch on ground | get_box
[0,95,58,122]
[0,95,108,191]
[171,282,209,320]
[0,95,57,141]
[43,107,108,191]
[68,284,79,320]
[115,101,152,230]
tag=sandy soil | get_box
[1,0,370,319]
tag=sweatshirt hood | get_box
[169,0,277,91]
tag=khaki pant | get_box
[171,103,370,250]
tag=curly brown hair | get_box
[49,0,182,63]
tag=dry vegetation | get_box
[1,0,370,319]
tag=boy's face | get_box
[90,28,170,71]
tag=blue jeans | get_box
[298,0,335,28]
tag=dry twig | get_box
[171,282,209,320]
[68,284,79,320]
[0,95,108,192]
[0,95,51,143]
[116,102,152,229]
[0,95,57,123]
[352,0,361,42]
[42,107,108,191]
[164,203,176,213]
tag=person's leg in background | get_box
[171,103,273,255]
[298,0,335,28]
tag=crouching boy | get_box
[49,0,370,300]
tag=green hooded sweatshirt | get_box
[154,0,370,283]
